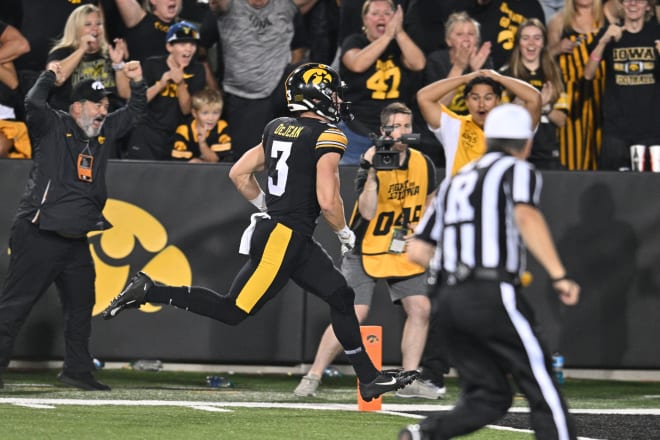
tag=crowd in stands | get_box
[0,0,659,170]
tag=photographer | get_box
[295,103,443,399]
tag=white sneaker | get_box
[294,374,321,397]
[395,379,445,399]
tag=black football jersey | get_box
[261,116,347,236]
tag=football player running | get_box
[102,63,419,401]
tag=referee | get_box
[401,103,580,440]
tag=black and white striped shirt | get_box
[416,151,542,278]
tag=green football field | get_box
[1,368,659,439]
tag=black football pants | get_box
[147,218,380,382]
[0,219,95,373]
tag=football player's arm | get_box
[316,151,348,232]
[229,143,266,202]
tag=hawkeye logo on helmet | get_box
[302,68,333,85]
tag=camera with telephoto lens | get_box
[369,126,420,170]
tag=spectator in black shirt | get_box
[466,0,546,69]
[13,0,100,120]
[46,4,129,112]
[122,21,206,160]
[114,0,182,63]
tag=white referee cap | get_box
[483,104,533,140]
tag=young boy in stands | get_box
[171,87,232,163]
[119,21,206,160]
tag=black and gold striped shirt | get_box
[172,119,233,161]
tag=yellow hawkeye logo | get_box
[302,67,333,85]
[88,199,192,316]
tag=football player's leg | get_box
[292,242,379,383]
[147,220,300,325]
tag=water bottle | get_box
[131,359,163,371]
[552,352,564,385]
[206,375,233,388]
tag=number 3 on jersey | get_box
[268,140,292,196]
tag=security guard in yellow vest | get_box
[295,103,443,399]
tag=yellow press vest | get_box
[356,149,429,279]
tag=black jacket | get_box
[16,70,147,236]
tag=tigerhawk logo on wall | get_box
[87,199,192,316]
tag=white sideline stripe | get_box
[189,405,232,413]
[0,399,645,439]
[387,404,660,416]
[0,399,358,410]
[1,399,659,416]
[13,403,56,409]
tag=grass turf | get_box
[1,368,659,439]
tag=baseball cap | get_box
[483,104,533,140]
[166,21,200,44]
[71,79,111,103]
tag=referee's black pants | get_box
[0,219,95,373]
[421,280,577,440]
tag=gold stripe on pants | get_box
[235,223,292,313]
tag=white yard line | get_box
[0,398,651,440]
[188,405,232,412]
[1,398,659,416]
[11,403,57,409]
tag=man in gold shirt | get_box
[417,69,541,175]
